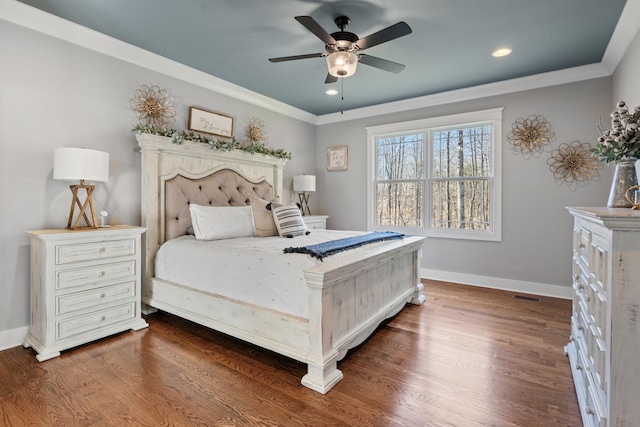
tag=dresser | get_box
[303,215,329,230]
[565,207,640,427]
[23,226,148,361]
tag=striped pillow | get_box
[271,203,309,238]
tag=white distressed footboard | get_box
[301,235,425,394]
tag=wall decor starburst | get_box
[244,117,268,148]
[547,140,601,188]
[130,84,176,127]
[507,115,555,158]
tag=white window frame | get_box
[366,108,503,241]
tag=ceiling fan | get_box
[269,15,412,83]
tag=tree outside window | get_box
[367,108,502,241]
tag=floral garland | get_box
[132,124,292,160]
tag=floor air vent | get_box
[513,295,540,302]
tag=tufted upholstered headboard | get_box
[165,169,273,240]
[137,133,287,279]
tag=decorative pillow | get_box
[189,204,255,240]
[271,202,309,238]
[250,197,278,237]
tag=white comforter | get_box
[154,230,379,319]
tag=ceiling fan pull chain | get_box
[341,77,344,115]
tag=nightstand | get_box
[23,225,148,361]
[303,215,329,230]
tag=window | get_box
[367,108,502,241]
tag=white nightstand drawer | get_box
[56,281,136,315]
[56,260,136,291]
[56,238,136,265]
[56,302,136,340]
[25,226,148,361]
[303,215,329,230]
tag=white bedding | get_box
[154,230,386,319]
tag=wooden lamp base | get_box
[67,180,98,229]
[298,191,311,216]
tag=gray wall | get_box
[315,78,615,293]
[612,25,640,107]
[0,20,316,336]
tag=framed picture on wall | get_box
[327,145,348,171]
[188,106,234,137]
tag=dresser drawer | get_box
[56,260,136,291]
[56,281,136,315]
[56,302,137,340]
[575,226,592,269]
[56,238,136,265]
[585,380,606,427]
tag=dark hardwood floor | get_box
[0,280,581,426]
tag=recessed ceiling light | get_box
[492,47,512,58]
[326,89,339,95]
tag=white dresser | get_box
[566,207,640,427]
[23,226,148,361]
[303,215,329,230]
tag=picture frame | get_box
[327,145,348,171]
[188,106,234,138]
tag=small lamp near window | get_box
[293,175,316,216]
[54,147,109,230]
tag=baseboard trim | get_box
[421,268,572,300]
[0,326,28,352]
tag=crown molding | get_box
[316,63,611,125]
[2,0,637,127]
[0,0,317,124]
[601,0,640,74]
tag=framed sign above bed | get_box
[188,106,234,138]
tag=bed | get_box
[137,133,426,393]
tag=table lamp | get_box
[293,175,315,216]
[54,147,109,229]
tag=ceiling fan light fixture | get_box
[326,51,358,78]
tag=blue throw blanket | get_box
[284,231,405,260]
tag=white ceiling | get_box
[14,0,630,116]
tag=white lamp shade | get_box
[293,175,316,192]
[54,147,109,182]
[326,51,358,78]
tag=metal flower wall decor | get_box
[130,84,176,127]
[244,117,268,148]
[507,115,556,158]
[547,140,601,188]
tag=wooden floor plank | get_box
[0,280,581,426]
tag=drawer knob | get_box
[578,242,585,249]
[98,293,106,299]
[574,274,580,281]
[586,406,593,415]
[97,271,106,277]
[98,247,106,253]
[98,316,106,322]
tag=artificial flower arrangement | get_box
[591,101,640,163]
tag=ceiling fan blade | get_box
[269,53,325,63]
[295,16,337,45]
[356,21,412,50]
[325,73,338,84]
[358,54,406,73]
